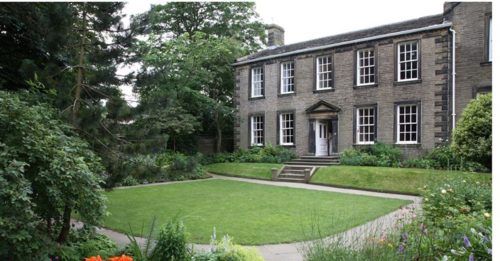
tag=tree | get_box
[0,3,73,90]
[131,3,265,152]
[131,2,265,52]
[452,93,492,169]
[0,91,106,257]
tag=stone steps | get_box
[285,154,340,166]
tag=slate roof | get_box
[237,14,446,64]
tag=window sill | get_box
[480,61,492,67]
[393,79,422,86]
[278,92,296,98]
[249,96,265,101]
[354,83,378,90]
[313,88,335,94]
[353,143,375,146]
[394,143,421,148]
[248,144,264,148]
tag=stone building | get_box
[232,2,491,158]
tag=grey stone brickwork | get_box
[233,2,491,158]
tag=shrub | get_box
[304,175,492,261]
[452,93,492,170]
[340,143,401,167]
[120,176,139,187]
[0,91,106,258]
[122,154,165,183]
[157,151,204,180]
[193,234,264,261]
[150,219,191,261]
[203,145,295,165]
[417,145,489,172]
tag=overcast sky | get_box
[119,0,448,104]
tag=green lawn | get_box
[104,179,410,245]
[311,166,491,194]
[204,163,282,180]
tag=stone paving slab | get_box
[75,175,421,261]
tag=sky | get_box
[119,0,448,104]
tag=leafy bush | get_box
[150,218,191,261]
[120,176,139,187]
[157,151,204,180]
[304,175,492,261]
[203,145,295,165]
[193,234,264,261]
[401,145,489,172]
[452,93,492,170]
[0,91,106,259]
[123,154,165,182]
[340,143,401,167]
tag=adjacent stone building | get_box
[233,2,491,158]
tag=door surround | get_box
[305,100,341,156]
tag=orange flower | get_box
[85,256,103,261]
[108,255,133,261]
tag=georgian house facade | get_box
[233,2,491,158]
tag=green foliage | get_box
[305,175,492,261]
[151,219,191,261]
[121,176,140,187]
[401,145,488,172]
[340,143,401,167]
[54,227,119,260]
[131,3,266,153]
[203,145,295,164]
[0,144,49,259]
[193,234,264,261]
[452,93,492,169]
[0,91,106,257]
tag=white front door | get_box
[315,121,328,156]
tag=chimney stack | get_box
[266,24,285,47]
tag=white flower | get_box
[484,212,491,218]
[441,189,447,194]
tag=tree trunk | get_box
[215,110,222,153]
[56,204,72,243]
[72,3,87,126]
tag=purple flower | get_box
[482,235,489,243]
[398,244,405,253]
[401,232,408,242]
[468,253,474,261]
[463,236,472,248]
[487,249,492,255]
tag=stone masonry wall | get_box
[234,28,453,158]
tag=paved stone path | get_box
[77,175,421,261]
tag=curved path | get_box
[76,175,421,261]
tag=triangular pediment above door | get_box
[305,100,341,114]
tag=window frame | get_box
[355,105,377,145]
[249,114,265,146]
[486,15,492,62]
[394,102,421,145]
[280,61,295,94]
[278,111,295,146]
[396,41,420,82]
[315,55,333,90]
[249,66,264,99]
[356,48,376,86]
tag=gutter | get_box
[234,22,453,66]
[450,27,456,131]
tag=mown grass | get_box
[204,163,282,180]
[103,179,410,245]
[311,165,491,194]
